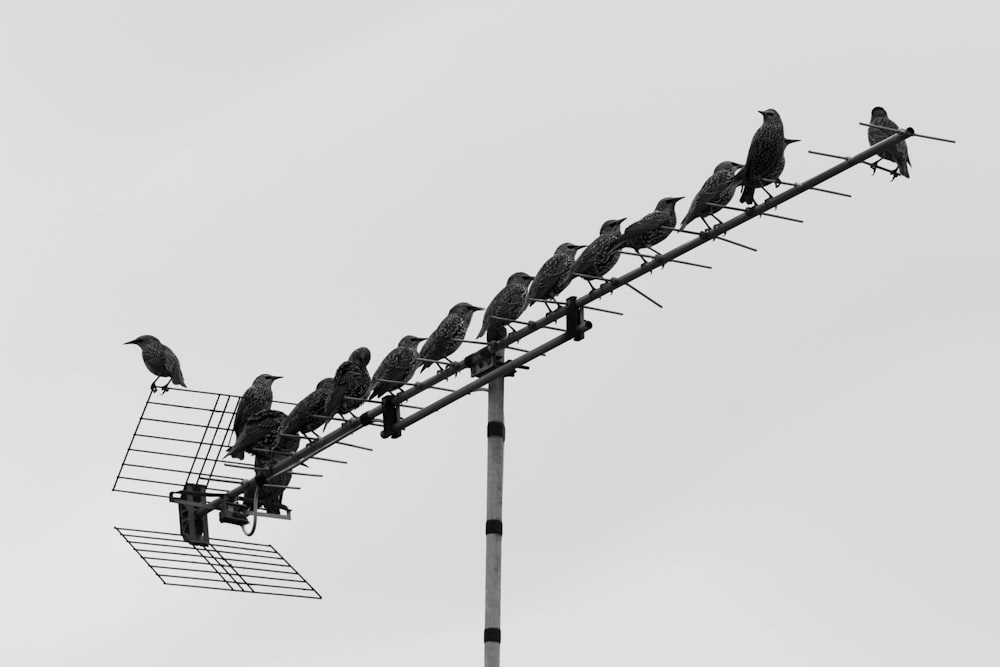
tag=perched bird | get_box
[477,272,535,340]
[282,377,338,440]
[230,410,298,514]
[868,106,911,179]
[738,109,787,205]
[124,335,186,393]
[232,374,280,443]
[419,304,482,370]
[613,197,683,254]
[527,243,585,307]
[679,161,742,230]
[565,218,626,291]
[323,347,373,420]
[369,335,425,398]
[254,463,294,515]
[228,409,287,460]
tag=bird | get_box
[477,272,535,340]
[368,335,425,398]
[228,409,287,460]
[254,463,294,515]
[679,162,743,230]
[565,218,625,291]
[738,108,787,205]
[231,374,280,445]
[527,243,585,308]
[124,335,186,393]
[613,197,683,255]
[229,409,298,514]
[868,106,911,179]
[418,304,482,370]
[282,377,338,441]
[323,347,373,421]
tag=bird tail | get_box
[739,185,755,205]
[173,371,187,388]
[897,159,910,178]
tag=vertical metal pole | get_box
[484,347,505,667]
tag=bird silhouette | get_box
[568,218,625,290]
[232,374,280,447]
[738,109,787,205]
[228,409,287,460]
[369,336,425,398]
[124,335,186,393]
[323,347,373,422]
[613,197,683,255]
[528,243,584,308]
[477,272,534,340]
[868,106,911,179]
[679,161,742,230]
[419,304,482,370]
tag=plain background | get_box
[1,1,996,665]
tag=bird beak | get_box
[416,337,427,342]
[733,163,744,169]
[786,138,800,145]
[472,306,483,311]
[674,196,685,202]
[124,339,138,346]
[273,376,282,381]
[758,110,765,116]
[615,217,627,223]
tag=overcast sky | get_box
[1,1,996,665]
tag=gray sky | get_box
[2,1,996,665]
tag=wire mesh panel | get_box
[116,527,321,599]
[113,388,242,499]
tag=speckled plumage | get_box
[369,335,425,398]
[419,304,481,370]
[284,377,337,438]
[477,272,534,339]
[124,334,186,392]
[233,409,298,514]
[868,106,910,178]
[232,374,280,446]
[228,409,287,460]
[738,109,787,205]
[323,347,372,419]
[564,218,625,290]
[528,243,584,303]
[614,198,682,251]
[679,162,742,230]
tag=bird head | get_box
[450,302,483,315]
[511,272,534,287]
[871,106,887,118]
[600,218,626,234]
[556,242,585,256]
[124,334,159,348]
[654,196,684,211]
[716,161,743,173]
[399,335,427,348]
[254,373,282,386]
[350,347,372,366]
[758,108,781,123]
[505,271,533,286]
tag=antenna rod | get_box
[195,128,913,519]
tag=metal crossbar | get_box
[189,128,921,519]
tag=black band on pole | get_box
[484,628,501,643]
[487,421,505,439]
[485,519,503,535]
